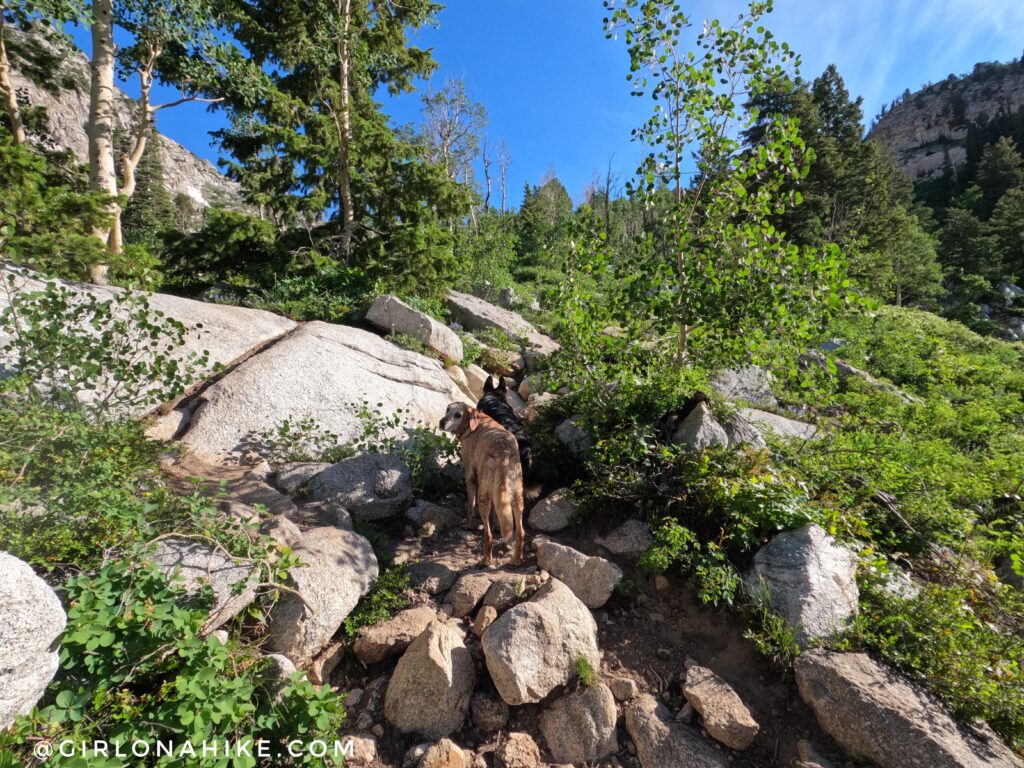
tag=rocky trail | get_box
[2,267,1022,768]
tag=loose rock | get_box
[266,526,378,665]
[683,665,759,750]
[709,366,777,408]
[306,453,413,520]
[540,683,619,764]
[739,407,817,441]
[0,552,66,729]
[366,295,464,364]
[671,401,729,451]
[471,691,510,733]
[537,540,623,609]
[494,732,542,768]
[418,738,472,768]
[746,524,858,645]
[384,621,476,739]
[408,559,459,595]
[274,462,331,495]
[610,677,638,701]
[482,579,601,705]
[555,416,593,460]
[624,693,729,768]
[472,605,498,638]
[527,488,576,533]
[595,520,654,559]
[354,605,438,665]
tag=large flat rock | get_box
[447,290,559,355]
[0,265,296,415]
[795,650,1022,768]
[182,321,471,463]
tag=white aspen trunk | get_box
[110,58,156,256]
[88,0,118,284]
[0,13,26,145]
[335,0,355,261]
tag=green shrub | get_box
[255,417,354,465]
[0,277,349,765]
[0,558,346,767]
[575,654,598,687]
[1,277,210,418]
[342,565,412,637]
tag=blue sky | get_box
[69,0,1024,207]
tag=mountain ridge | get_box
[867,58,1024,181]
[6,26,241,212]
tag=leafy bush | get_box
[0,276,349,765]
[0,557,346,767]
[1,276,210,418]
[255,417,354,465]
[352,402,460,498]
[342,565,412,637]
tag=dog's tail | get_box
[524,462,562,502]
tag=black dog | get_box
[476,376,554,500]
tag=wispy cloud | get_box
[749,0,1024,119]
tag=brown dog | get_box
[440,402,525,566]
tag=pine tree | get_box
[120,137,174,252]
[215,0,468,295]
[975,137,1024,218]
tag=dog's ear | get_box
[497,377,508,393]
[483,376,495,393]
[468,407,481,432]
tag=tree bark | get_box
[110,55,157,256]
[88,0,118,284]
[0,12,26,145]
[481,136,492,212]
[498,140,510,214]
[335,0,355,261]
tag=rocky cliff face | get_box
[7,27,241,210]
[868,61,1024,181]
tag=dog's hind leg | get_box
[476,487,494,567]
[465,467,478,525]
[511,470,526,565]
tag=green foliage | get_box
[0,557,347,767]
[455,210,520,300]
[161,208,283,296]
[1,276,210,417]
[457,330,485,367]
[216,0,468,298]
[342,565,412,636]
[120,138,177,254]
[255,417,353,465]
[516,173,573,271]
[741,577,801,666]
[776,306,1024,556]
[352,401,460,498]
[0,130,116,279]
[0,396,164,570]
[0,282,348,765]
[601,0,847,368]
[575,654,598,687]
